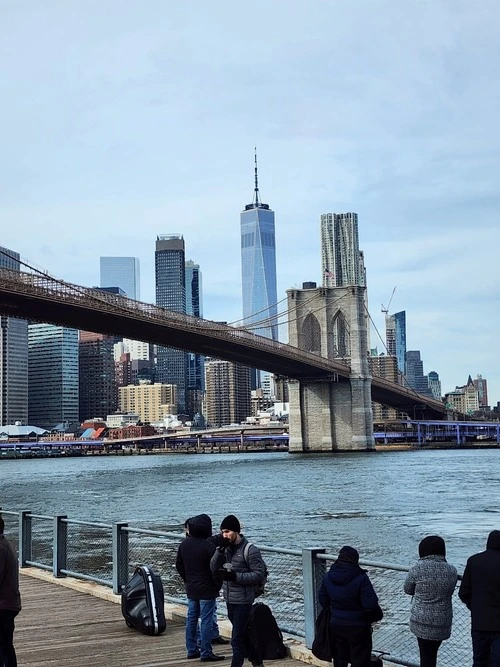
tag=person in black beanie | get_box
[210,515,267,667]
[404,535,457,667]
[318,545,382,667]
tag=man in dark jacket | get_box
[318,545,382,667]
[210,515,267,667]
[176,514,225,662]
[0,515,21,667]
[459,530,500,666]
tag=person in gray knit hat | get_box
[404,536,458,667]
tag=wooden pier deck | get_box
[16,573,308,667]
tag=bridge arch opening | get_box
[330,309,350,358]
[300,313,322,355]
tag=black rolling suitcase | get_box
[121,565,167,636]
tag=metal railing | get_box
[1,509,471,666]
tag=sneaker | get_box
[212,636,230,645]
[187,651,200,659]
[200,655,225,663]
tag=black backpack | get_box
[121,565,167,636]
[246,602,287,660]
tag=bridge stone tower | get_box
[287,284,374,452]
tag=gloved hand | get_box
[212,534,231,549]
[218,568,237,582]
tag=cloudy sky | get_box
[1,0,499,403]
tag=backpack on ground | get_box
[121,565,167,636]
[243,542,268,597]
[246,602,287,661]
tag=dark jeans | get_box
[226,603,260,667]
[331,623,372,667]
[417,637,442,667]
[471,630,500,667]
[0,610,18,667]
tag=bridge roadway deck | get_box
[16,573,304,667]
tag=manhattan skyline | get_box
[0,1,498,401]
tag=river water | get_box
[2,448,499,570]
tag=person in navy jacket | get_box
[318,545,382,667]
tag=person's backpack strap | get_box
[243,542,252,570]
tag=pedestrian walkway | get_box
[16,574,306,666]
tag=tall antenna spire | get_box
[253,146,260,206]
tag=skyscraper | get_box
[185,260,204,416]
[405,350,433,398]
[79,332,117,421]
[428,371,442,400]
[100,257,140,299]
[0,246,28,425]
[473,374,488,407]
[28,324,79,429]
[385,310,407,375]
[240,151,278,341]
[321,213,365,287]
[204,359,251,427]
[155,235,187,414]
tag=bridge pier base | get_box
[289,378,374,452]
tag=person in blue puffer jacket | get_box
[318,545,382,667]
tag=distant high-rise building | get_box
[240,151,278,341]
[321,212,365,287]
[28,324,79,429]
[100,257,140,299]
[204,359,251,428]
[119,381,177,423]
[428,371,442,401]
[155,235,187,413]
[369,353,399,421]
[386,311,407,375]
[79,332,117,421]
[473,374,488,407]
[0,246,28,425]
[185,260,204,416]
[405,350,433,398]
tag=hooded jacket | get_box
[318,561,380,627]
[459,530,500,631]
[175,514,220,600]
[404,555,458,640]
[0,534,21,612]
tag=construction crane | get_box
[381,286,397,315]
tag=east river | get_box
[2,448,499,571]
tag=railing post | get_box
[53,515,68,577]
[18,510,32,567]
[112,522,129,594]
[302,547,326,649]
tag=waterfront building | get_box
[28,324,79,429]
[100,257,140,299]
[106,412,140,428]
[115,352,154,390]
[444,377,479,415]
[185,260,204,416]
[473,374,488,407]
[79,332,117,421]
[204,359,251,427]
[119,380,177,424]
[405,350,433,398]
[155,235,187,414]
[428,371,442,401]
[0,246,28,426]
[385,310,406,375]
[320,212,365,288]
[369,353,399,421]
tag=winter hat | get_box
[419,535,446,558]
[220,514,241,533]
[337,545,359,565]
[486,530,500,549]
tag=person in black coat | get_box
[176,514,225,662]
[459,530,500,666]
[318,545,382,667]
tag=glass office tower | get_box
[240,153,278,341]
[0,246,28,425]
[385,310,406,375]
[28,324,79,429]
[100,257,140,299]
[155,235,187,414]
[185,260,204,416]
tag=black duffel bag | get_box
[121,565,167,636]
[312,606,333,662]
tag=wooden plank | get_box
[15,574,303,666]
